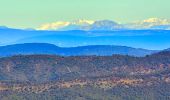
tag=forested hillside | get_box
[0,52,170,99]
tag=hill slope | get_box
[0,43,157,57]
[0,51,169,82]
[0,52,170,100]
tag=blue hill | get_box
[0,27,170,50]
[0,43,158,57]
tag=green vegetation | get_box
[0,51,170,100]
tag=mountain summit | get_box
[37,20,122,31]
[37,18,170,30]
[83,20,123,30]
[126,18,170,30]
[37,20,94,30]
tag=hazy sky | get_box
[0,0,169,28]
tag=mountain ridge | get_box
[0,48,169,100]
[0,43,158,57]
[36,18,170,30]
[0,50,169,83]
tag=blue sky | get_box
[0,0,170,28]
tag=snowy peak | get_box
[37,20,94,30]
[36,20,122,31]
[86,20,123,30]
[36,18,170,30]
[142,18,170,25]
[70,19,95,25]
[37,21,70,30]
[127,18,170,29]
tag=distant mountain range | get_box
[37,18,170,30]
[164,48,170,51]
[37,20,123,31]
[0,27,170,49]
[0,43,159,57]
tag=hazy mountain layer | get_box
[0,43,158,57]
[0,27,170,49]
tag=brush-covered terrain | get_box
[0,51,170,99]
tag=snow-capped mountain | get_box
[36,18,170,31]
[126,18,170,30]
[37,20,95,30]
[81,20,123,31]
[37,20,123,31]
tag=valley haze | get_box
[0,26,170,50]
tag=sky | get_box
[0,0,170,29]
